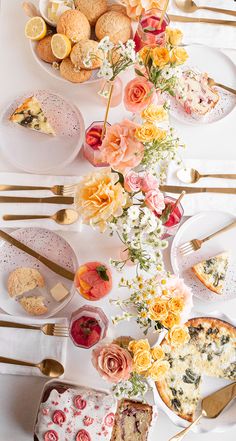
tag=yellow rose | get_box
[148,360,170,381]
[161,312,180,329]
[133,350,152,373]
[148,298,168,321]
[166,27,183,46]
[128,339,150,354]
[139,45,152,64]
[74,170,128,232]
[151,345,165,361]
[168,325,190,347]
[170,47,188,65]
[151,47,170,68]
[141,104,168,123]
[135,123,163,142]
[168,297,184,313]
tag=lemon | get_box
[51,34,72,60]
[25,17,47,41]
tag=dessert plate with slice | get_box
[0,90,84,173]
[0,227,78,318]
[153,311,236,432]
[169,44,236,124]
[170,211,236,302]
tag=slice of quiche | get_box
[192,252,229,294]
[9,96,55,135]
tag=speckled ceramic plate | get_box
[170,211,236,302]
[0,90,84,173]
[169,45,236,125]
[153,311,236,433]
[0,227,78,318]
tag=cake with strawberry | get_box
[175,70,219,116]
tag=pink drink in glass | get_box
[69,305,108,349]
[134,9,170,52]
[160,196,184,238]
[83,121,110,167]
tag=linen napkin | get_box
[0,172,82,231]
[166,158,236,216]
[169,0,236,49]
[0,314,68,376]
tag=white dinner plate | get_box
[169,44,236,125]
[0,227,78,318]
[0,90,84,174]
[170,211,236,302]
[30,40,101,85]
[153,311,236,433]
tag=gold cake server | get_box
[169,382,236,441]
[0,230,75,281]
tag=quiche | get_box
[192,252,229,294]
[9,96,55,135]
[175,70,219,116]
[156,317,236,422]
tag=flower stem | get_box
[102,82,114,139]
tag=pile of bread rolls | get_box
[36,0,132,83]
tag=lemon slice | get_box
[25,17,47,41]
[51,34,72,60]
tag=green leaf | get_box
[160,202,172,224]
[111,168,124,185]
[143,26,156,32]
[135,68,145,77]
[96,265,109,281]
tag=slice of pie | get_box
[192,252,229,294]
[175,70,219,116]
[9,96,55,135]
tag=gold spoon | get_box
[177,167,236,184]
[0,356,64,377]
[174,0,236,17]
[3,209,79,225]
[207,77,236,95]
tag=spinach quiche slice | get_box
[156,317,236,422]
[192,252,229,294]
[9,96,55,135]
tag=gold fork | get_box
[179,219,236,256]
[0,184,77,196]
[208,77,236,95]
[0,320,69,337]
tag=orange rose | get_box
[149,298,168,321]
[151,47,170,68]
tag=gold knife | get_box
[0,196,74,204]
[160,185,236,194]
[0,230,75,281]
[169,14,236,26]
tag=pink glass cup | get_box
[134,8,170,52]
[161,196,184,239]
[83,121,110,167]
[69,305,109,349]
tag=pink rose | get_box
[145,189,165,215]
[124,171,142,193]
[74,395,87,410]
[52,410,66,426]
[44,430,58,441]
[76,429,91,441]
[92,343,133,384]
[124,77,155,113]
[141,173,159,193]
[100,119,144,174]
[104,413,115,427]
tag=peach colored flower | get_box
[100,120,144,173]
[145,189,165,214]
[167,325,190,347]
[165,276,193,318]
[74,170,128,232]
[124,170,142,193]
[124,77,155,113]
[141,173,159,193]
[92,343,133,384]
[122,0,167,20]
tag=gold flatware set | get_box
[174,0,236,16]
[0,320,69,337]
[3,208,79,225]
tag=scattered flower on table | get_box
[111,273,193,334]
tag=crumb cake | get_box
[34,383,117,441]
[156,317,236,422]
[175,70,219,116]
[111,399,153,441]
[192,252,229,294]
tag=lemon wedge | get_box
[25,17,47,41]
[51,33,72,60]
